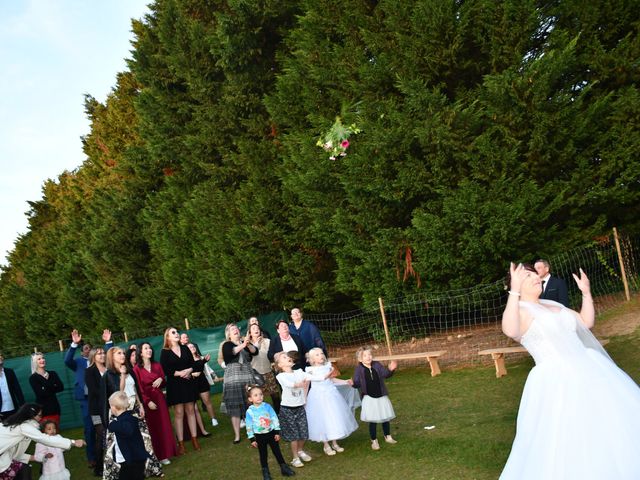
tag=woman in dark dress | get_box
[84,347,107,477]
[28,353,64,427]
[159,327,199,454]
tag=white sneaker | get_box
[371,439,380,450]
[297,450,312,462]
[211,418,219,427]
[332,444,344,453]
[291,458,304,468]
[384,435,397,444]
[240,419,245,429]
[160,459,171,465]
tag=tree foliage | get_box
[1,0,638,348]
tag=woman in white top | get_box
[267,320,306,370]
[0,403,84,480]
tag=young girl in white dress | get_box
[501,263,640,479]
[32,420,71,480]
[304,348,358,455]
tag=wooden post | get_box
[185,318,190,330]
[58,340,64,352]
[33,347,38,353]
[613,227,631,302]
[378,297,393,356]
[124,332,129,343]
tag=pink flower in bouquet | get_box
[341,139,350,149]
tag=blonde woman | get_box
[100,347,163,479]
[84,347,107,477]
[221,323,257,443]
[28,353,64,427]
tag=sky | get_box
[0,0,151,265]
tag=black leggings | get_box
[254,431,286,468]
[369,422,390,440]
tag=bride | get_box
[500,262,640,479]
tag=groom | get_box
[534,259,570,308]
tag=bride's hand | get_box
[509,262,528,292]
[572,268,591,295]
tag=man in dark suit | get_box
[0,353,25,420]
[535,259,570,308]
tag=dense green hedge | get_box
[1,0,639,346]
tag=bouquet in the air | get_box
[316,116,361,160]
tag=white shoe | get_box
[297,450,312,462]
[384,435,397,444]
[291,458,304,468]
[323,445,336,456]
[160,459,171,465]
[211,418,219,427]
[332,444,344,453]
[240,419,245,429]
[371,439,380,450]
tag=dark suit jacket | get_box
[541,275,570,308]
[267,334,306,370]
[85,364,103,417]
[29,370,64,416]
[0,368,25,412]
[108,410,149,463]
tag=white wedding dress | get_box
[500,300,640,479]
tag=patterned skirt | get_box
[279,405,308,442]
[0,461,26,480]
[103,408,164,479]
[222,362,253,417]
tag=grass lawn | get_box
[60,324,640,480]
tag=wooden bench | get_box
[479,339,610,378]
[374,351,447,377]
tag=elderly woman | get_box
[28,353,64,427]
[159,327,199,454]
[221,323,257,443]
[84,347,107,477]
[267,320,306,370]
[100,346,163,479]
[0,403,84,480]
[247,323,281,410]
[499,263,640,479]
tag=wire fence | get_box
[7,231,639,368]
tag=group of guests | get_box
[0,307,356,480]
[220,309,399,480]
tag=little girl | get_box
[305,348,358,455]
[245,385,296,480]
[32,420,71,480]
[275,352,312,469]
[351,346,398,450]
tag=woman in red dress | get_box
[133,342,177,465]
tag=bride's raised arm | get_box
[572,268,595,329]
[502,263,526,340]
